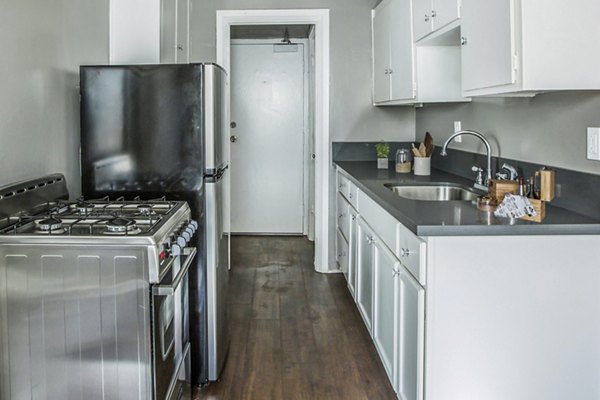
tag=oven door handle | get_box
[153,247,197,296]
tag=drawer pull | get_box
[401,248,412,257]
[392,269,401,277]
[348,192,353,199]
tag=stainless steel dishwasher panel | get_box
[0,245,152,400]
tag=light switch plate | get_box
[587,127,600,160]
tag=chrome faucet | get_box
[440,130,493,191]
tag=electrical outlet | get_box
[454,121,462,142]
[587,127,600,160]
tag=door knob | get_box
[230,121,237,128]
[230,135,238,143]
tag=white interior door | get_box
[230,42,305,234]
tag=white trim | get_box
[217,9,331,273]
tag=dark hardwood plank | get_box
[197,236,396,400]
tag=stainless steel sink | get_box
[385,183,482,201]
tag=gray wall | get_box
[189,0,416,142]
[416,91,600,175]
[0,0,110,196]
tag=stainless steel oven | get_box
[152,246,196,400]
[0,175,197,400]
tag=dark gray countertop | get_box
[335,161,600,236]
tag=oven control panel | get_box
[159,220,198,263]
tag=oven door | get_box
[151,247,196,400]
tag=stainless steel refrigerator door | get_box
[205,170,230,380]
[204,64,229,174]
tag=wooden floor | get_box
[196,236,396,400]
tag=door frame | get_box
[217,9,330,273]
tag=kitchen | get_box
[1,0,600,399]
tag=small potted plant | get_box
[375,141,390,169]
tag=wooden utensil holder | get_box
[521,199,546,223]
[489,179,519,202]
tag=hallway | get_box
[198,236,396,399]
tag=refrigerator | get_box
[79,63,230,385]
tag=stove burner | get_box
[38,217,63,232]
[105,217,140,234]
[137,204,154,215]
[75,201,95,214]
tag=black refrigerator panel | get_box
[80,64,204,197]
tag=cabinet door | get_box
[432,0,460,31]
[373,1,391,103]
[160,0,177,63]
[176,0,189,63]
[356,217,375,332]
[412,0,433,41]
[461,0,516,91]
[347,208,359,299]
[389,0,416,101]
[336,194,350,242]
[336,230,349,279]
[397,267,425,400]
[373,239,400,386]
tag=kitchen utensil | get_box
[418,142,427,157]
[412,143,421,157]
[424,132,433,152]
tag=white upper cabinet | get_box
[372,0,415,103]
[160,0,189,63]
[373,0,468,106]
[461,0,600,96]
[413,0,461,41]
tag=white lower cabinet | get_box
[347,207,359,299]
[373,237,401,385]
[397,268,425,400]
[356,216,375,332]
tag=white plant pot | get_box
[377,158,388,169]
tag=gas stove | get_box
[0,196,184,237]
[0,174,195,400]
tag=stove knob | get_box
[182,230,191,242]
[190,220,198,230]
[171,243,182,256]
[176,236,186,247]
[185,225,195,236]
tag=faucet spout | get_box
[440,130,493,187]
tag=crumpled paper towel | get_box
[494,193,537,219]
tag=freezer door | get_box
[204,64,229,174]
[80,64,204,197]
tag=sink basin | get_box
[385,183,482,201]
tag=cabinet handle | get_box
[388,69,393,74]
[348,192,353,199]
[338,213,345,219]
[461,36,468,46]
[401,248,412,257]
[384,68,389,75]
[392,269,401,277]
[177,45,183,51]
[431,10,437,18]
[351,215,356,221]
[367,235,374,245]
[339,182,346,188]
[424,14,430,22]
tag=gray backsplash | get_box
[332,141,600,221]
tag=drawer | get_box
[397,223,426,285]
[336,169,358,209]
[358,189,399,254]
[336,229,349,279]
[336,194,351,241]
